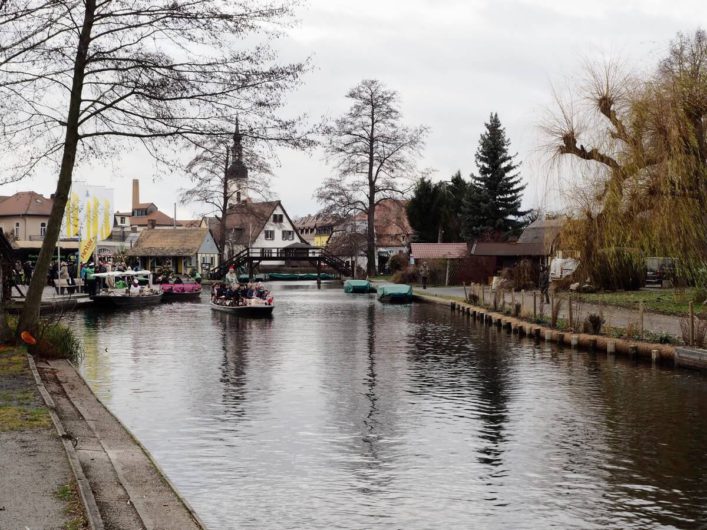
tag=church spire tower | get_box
[226,117,248,202]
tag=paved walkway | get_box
[418,285,683,339]
[0,348,80,530]
[39,359,203,530]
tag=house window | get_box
[14,222,20,239]
[264,230,275,240]
[40,222,46,236]
[120,216,126,224]
[282,230,294,241]
[273,214,284,223]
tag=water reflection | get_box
[64,283,707,530]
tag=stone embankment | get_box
[414,292,707,371]
[1,344,205,530]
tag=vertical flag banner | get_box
[61,183,114,262]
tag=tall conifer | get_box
[462,113,527,239]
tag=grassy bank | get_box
[0,346,51,431]
[574,288,705,317]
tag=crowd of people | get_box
[211,267,272,307]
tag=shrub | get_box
[392,266,418,284]
[679,313,707,347]
[388,253,408,273]
[28,323,83,363]
[583,313,605,334]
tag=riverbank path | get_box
[419,285,684,339]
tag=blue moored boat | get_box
[344,279,373,293]
[376,284,413,304]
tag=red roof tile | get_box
[410,243,469,259]
[0,191,52,216]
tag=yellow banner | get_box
[80,237,96,264]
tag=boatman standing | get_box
[225,266,238,287]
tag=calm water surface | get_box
[66,282,707,529]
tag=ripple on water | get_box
[65,283,707,529]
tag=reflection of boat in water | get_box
[377,284,413,304]
[161,282,202,302]
[210,301,274,317]
[91,270,163,308]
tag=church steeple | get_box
[226,117,248,182]
[226,117,248,203]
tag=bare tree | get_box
[180,123,275,259]
[544,30,707,284]
[0,0,308,334]
[316,79,427,276]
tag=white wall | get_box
[251,204,302,249]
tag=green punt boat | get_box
[377,284,413,304]
[268,272,336,281]
[344,279,373,293]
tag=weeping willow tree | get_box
[546,29,707,287]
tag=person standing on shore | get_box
[420,263,430,290]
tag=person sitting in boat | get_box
[115,278,128,290]
[130,279,141,295]
[225,266,238,287]
[245,283,255,299]
[174,276,183,284]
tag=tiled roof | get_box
[126,227,210,257]
[0,191,52,216]
[410,243,469,259]
[471,241,546,257]
[517,218,563,253]
[208,201,280,247]
[129,210,178,226]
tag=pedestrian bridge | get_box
[209,247,353,280]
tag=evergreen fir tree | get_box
[461,113,527,240]
[407,177,441,242]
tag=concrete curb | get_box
[26,354,105,530]
[65,359,209,530]
[412,292,695,369]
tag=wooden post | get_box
[317,258,322,289]
[533,292,537,319]
[445,259,450,286]
[568,294,573,331]
[639,301,644,340]
[690,301,695,346]
[463,281,467,302]
[521,289,525,315]
[481,285,485,306]
[511,289,515,307]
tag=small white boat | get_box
[91,270,163,308]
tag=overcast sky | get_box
[4,0,707,220]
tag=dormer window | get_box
[273,214,284,223]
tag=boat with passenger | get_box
[91,270,163,308]
[160,276,201,302]
[210,281,274,317]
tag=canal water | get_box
[66,282,707,529]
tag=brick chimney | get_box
[132,179,140,210]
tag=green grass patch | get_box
[574,288,706,316]
[0,351,28,377]
[0,405,51,431]
[56,482,88,530]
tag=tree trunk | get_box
[17,1,95,337]
[367,187,376,276]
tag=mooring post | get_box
[533,292,537,320]
[639,301,644,340]
[568,294,573,331]
[690,301,695,346]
